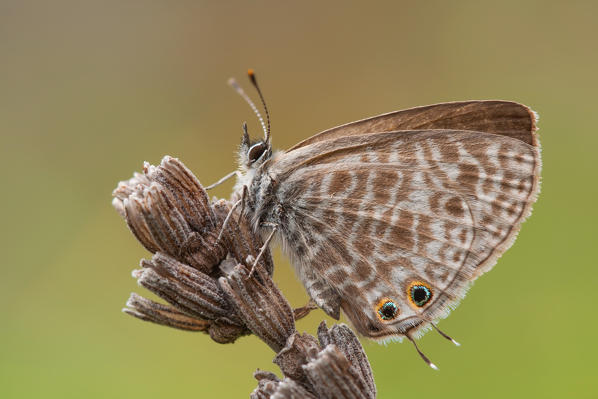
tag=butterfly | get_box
[213,70,541,368]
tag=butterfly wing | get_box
[289,101,538,150]
[267,127,540,339]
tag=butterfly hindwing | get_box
[268,128,540,339]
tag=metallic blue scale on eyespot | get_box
[411,285,432,307]
[378,301,398,320]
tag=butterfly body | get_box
[233,100,540,342]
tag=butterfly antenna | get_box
[406,335,438,370]
[432,323,461,346]
[247,69,271,143]
[228,76,268,141]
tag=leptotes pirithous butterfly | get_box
[215,71,541,368]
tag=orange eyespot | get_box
[407,281,433,308]
[376,298,399,321]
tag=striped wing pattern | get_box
[269,129,540,338]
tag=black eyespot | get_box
[366,322,381,333]
[247,142,267,163]
[408,282,433,307]
[376,299,399,321]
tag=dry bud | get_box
[115,157,276,345]
[113,156,227,273]
[318,322,376,397]
[135,252,242,325]
[220,264,295,353]
[124,293,211,332]
[303,345,374,399]
[251,371,317,399]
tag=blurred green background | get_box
[1,1,596,398]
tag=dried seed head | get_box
[112,172,151,218]
[127,252,252,344]
[303,345,375,399]
[144,156,217,231]
[273,332,320,388]
[251,371,280,399]
[114,155,378,396]
[317,322,376,397]
[116,157,277,346]
[113,156,228,273]
[251,370,317,399]
[125,184,193,256]
[220,264,295,352]
[123,293,211,332]
[272,378,318,399]
[137,252,243,325]
[208,318,250,344]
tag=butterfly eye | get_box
[247,142,267,163]
[376,299,399,321]
[408,281,433,307]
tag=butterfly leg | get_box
[216,196,244,243]
[205,170,239,190]
[247,225,278,279]
[293,299,318,321]
[216,185,251,243]
[298,267,341,320]
[237,185,248,223]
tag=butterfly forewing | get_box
[289,101,537,151]
[266,127,540,339]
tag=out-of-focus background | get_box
[1,1,596,398]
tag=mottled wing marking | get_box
[272,129,540,338]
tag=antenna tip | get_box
[453,339,461,347]
[247,69,257,85]
[228,77,239,89]
[430,363,439,370]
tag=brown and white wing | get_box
[271,127,540,339]
[289,100,538,150]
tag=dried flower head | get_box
[114,156,274,343]
[113,156,377,397]
[113,156,227,273]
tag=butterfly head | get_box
[239,122,272,169]
[230,70,274,172]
